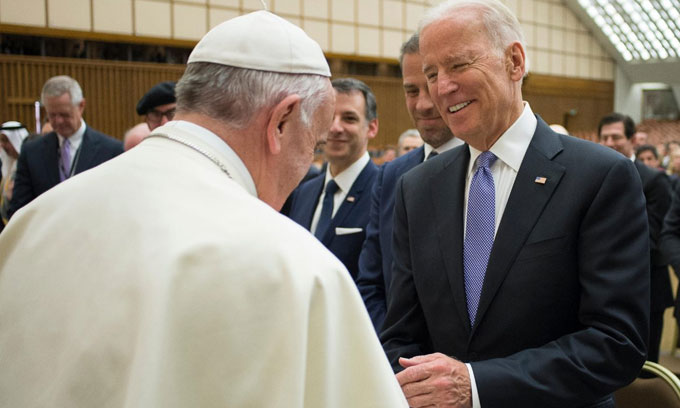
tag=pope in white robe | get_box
[0,119,407,408]
[0,10,408,408]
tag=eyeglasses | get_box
[146,108,176,125]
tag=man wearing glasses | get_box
[136,81,177,131]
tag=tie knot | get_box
[426,150,438,160]
[477,151,496,169]
[325,179,339,195]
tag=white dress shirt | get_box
[423,136,465,160]
[464,102,537,408]
[310,152,370,235]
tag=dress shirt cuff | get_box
[466,363,481,408]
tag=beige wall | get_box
[0,0,615,80]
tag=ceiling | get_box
[564,0,680,84]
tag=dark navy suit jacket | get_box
[382,117,649,407]
[9,127,123,218]
[287,160,378,280]
[356,146,424,330]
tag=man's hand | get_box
[396,353,472,408]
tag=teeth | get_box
[448,101,470,113]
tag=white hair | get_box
[398,129,421,146]
[41,75,83,106]
[419,0,530,73]
[176,62,330,128]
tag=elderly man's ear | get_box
[506,42,526,81]
[266,94,302,155]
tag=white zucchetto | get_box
[188,11,331,77]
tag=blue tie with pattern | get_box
[315,179,339,239]
[463,151,497,326]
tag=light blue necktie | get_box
[59,139,72,182]
[315,179,339,239]
[463,151,497,326]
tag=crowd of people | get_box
[0,0,678,407]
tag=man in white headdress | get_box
[0,11,407,408]
[0,121,29,226]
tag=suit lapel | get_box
[472,118,566,334]
[429,147,472,332]
[74,129,98,173]
[43,133,61,186]
[321,161,376,244]
[302,175,325,229]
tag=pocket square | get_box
[335,227,363,235]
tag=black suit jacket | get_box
[661,181,680,321]
[356,146,425,330]
[634,160,673,312]
[9,127,123,218]
[382,117,649,407]
[287,160,378,280]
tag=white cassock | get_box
[0,121,407,408]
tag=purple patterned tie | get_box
[463,151,497,326]
[59,139,72,182]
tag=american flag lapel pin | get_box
[346,196,356,202]
[534,176,547,185]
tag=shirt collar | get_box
[324,152,370,193]
[424,136,465,159]
[468,102,536,172]
[58,120,86,149]
[161,120,257,197]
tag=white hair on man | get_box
[40,75,83,106]
[176,63,330,129]
[419,0,530,75]
[397,129,423,156]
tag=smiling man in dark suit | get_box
[356,33,462,331]
[382,1,649,407]
[8,75,123,219]
[287,78,378,281]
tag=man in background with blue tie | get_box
[287,78,379,281]
[382,1,649,407]
[8,75,122,219]
[356,33,463,331]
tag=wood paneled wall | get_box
[0,55,184,139]
[522,73,614,138]
[0,55,614,145]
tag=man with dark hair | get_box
[287,77,379,281]
[599,112,673,364]
[356,33,461,330]
[8,75,122,218]
[598,112,639,158]
[636,144,663,170]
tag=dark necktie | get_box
[426,150,438,160]
[315,179,339,239]
[463,151,497,326]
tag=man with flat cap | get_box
[0,11,406,408]
[136,81,176,132]
[8,75,123,219]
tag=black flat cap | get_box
[136,81,176,115]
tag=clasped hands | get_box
[396,353,472,408]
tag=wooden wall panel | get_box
[0,55,184,139]
[0,56,614,146]
[522,73,614,139]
